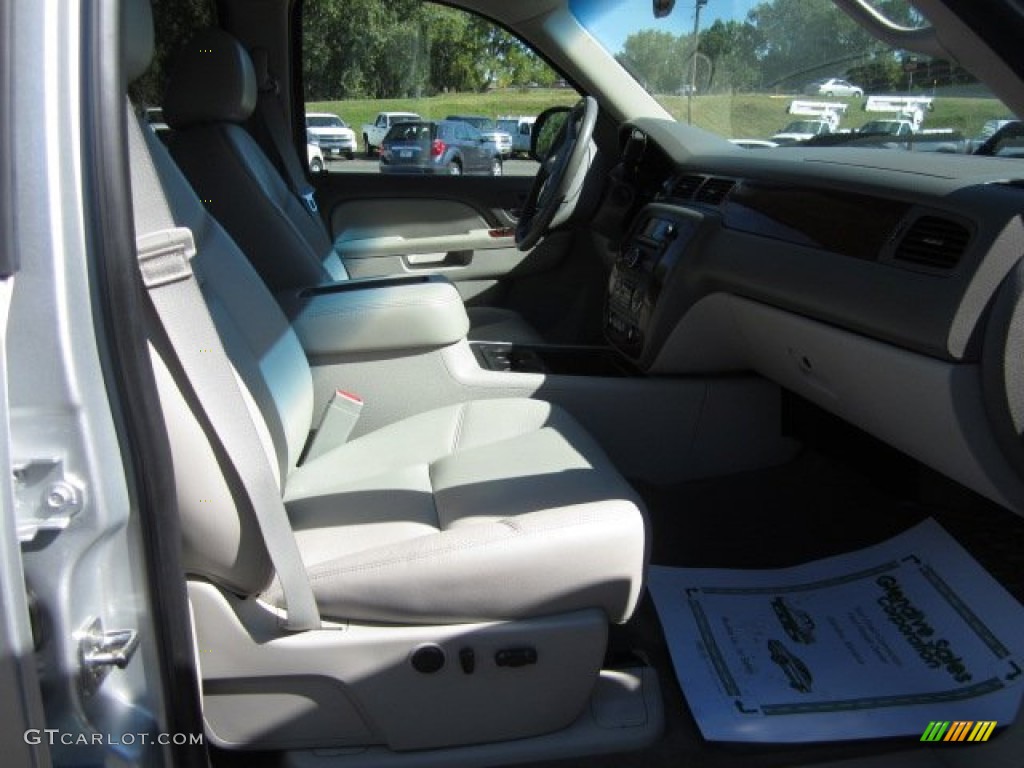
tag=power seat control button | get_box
[494,647,538,668]
[411,645,446,674]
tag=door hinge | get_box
[77,616,139,698]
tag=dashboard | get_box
[599,117,1024,514]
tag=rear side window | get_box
[301,0,577,176]
[385,122,434,142]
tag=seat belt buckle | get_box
[136,227,197,288]
[304,390,363,463]
[301,188,319,215]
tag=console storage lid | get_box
[279,276,469,356]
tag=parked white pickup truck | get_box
[362,111,421,156]
[306,112,357,161]
[859,119,916,137]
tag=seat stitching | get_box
[499,518,521,533]
[303,506,629,583]
[305,514,608,583]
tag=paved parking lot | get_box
[324,156,540,177]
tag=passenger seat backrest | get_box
[163,28,346,290]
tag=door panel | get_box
[300,0,585,308]
[317,174,563,302]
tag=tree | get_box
[423,7,477,94]
[617,29,693,94]
[302,0,558,99]
[303,0,426,99]
[748,0,875,89]
[746,0,925,91]
[846,58,903,92]
[699,20,762,92]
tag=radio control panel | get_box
[606,205,701,360]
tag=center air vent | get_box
[671,175,703,200]
[892,216,970,270]
[695,177,736,206]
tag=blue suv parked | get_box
[379,120,503,176]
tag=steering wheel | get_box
[515,96,599,251]
[975,120,1024,156]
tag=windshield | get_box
[781,121,820,133]
[308,115,346,128]
[571,0,1018,153]
[450,116,497,131]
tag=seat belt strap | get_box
[251,48,320,218]
[128,110,320,631]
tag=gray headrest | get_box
[122,0,155,83]
[163,28,257,129]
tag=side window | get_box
[301,0,577,177]
[128,0,217,127]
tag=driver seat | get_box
[162,27,541,344]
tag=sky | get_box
[572,0,761,54]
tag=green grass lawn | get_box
[308,89,579,138]
[657,93,1008,140]
[309,89,1008,143]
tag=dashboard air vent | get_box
[892,216,970,270]
[671,175,703,199]
[695,177,736,205]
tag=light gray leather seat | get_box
[162,28,541,345]
[279,399,645,624]
[124,1,651,750]
[150,135,648,623]
[126,11,647,629]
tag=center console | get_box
[471,343,638,377]
[279,275,469,357]
[606,204,707,363]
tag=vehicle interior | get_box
[8,0,1024,766]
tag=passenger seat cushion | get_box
[273,399,648,624]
